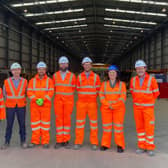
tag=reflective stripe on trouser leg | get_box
[113,107,125,149]
[75,101,87,145]
[144,107,155,150]
[30,104,41,144]
[134,106,146,149]
[88,102,98,145]
[63,101,74,142]
[41,104,51,144]
[101,106,113,148]
[54,101,64,143]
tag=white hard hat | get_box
[10,62,21,70]
[37,61,47,68]
[135,60,147,68]
[82,57,92,64]
[59,56,69,64]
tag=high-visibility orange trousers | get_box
[134,105,155,150]
[30,103,51,145]
[54,99,74,143]
[101,106,125,149]
[75,101,98,145]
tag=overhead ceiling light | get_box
[162,8,167,12]
[104,24,150,30]
[36,18,86,25]
[105,8,167,17]
[11,0,77,7]
[140,29,144,33]
[24,8,84,17]
[114,0,168,6]
[23,9,28,13]
[78,29,82,32]
[44,24,87,30]
[104,18,157,25]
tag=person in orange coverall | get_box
[53,56,76,149]
[74,57,101,151]
[27,61,54,149]
[99,65,126,153]
[130,60,160,156]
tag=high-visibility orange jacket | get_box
[99,80,126,109]
[0,88,5,120]
[53,70,76,101]
[4,77,27,108]
[27,74,54,104]
[76,71,101,101]
[130,73,160,107]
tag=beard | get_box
[59,67,68,72]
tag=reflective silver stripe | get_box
[137,133,145,136]
[134,103,154,106]
[113,123,123,127]
[7,78,15,97]
[99,91,105,94]
[96,85,100,88]
[0,105,5,108]
[41,121,50,125]
[57,131,70,135]
[100,96,105,100]
[132,90,153,93]
[79,74,82,85]
[138,138,146,141]
[6,95,25,99]
[76,119,85,123]
[152,88,159,93]
[55,84,75,87]
[103,129,112,132]
[114,129,123,133]
[103,123,113,127]
[90,126,98,129]
[31,88,49,91]
[32,126,41,131]
[109,100,118,103]
[69,73,73,84]
[90,120,97,124]
[56,126,63,130]
[31,121,41,125]
[45,95,51,101]
[41,127,50,131]
[0,98,4,101]
[150,121,155,124]
[78,91,97,95]
[146,140,154,144]
[133,77,136,88]
[30,95,35,99]
[77,85,96,89]
[64,126,71,130]
[104,81,122,95]
[76,125,85,128]
[19,79,25,96]
[119,97,125,103]
[55,92,74,95]
[146,136,154,139]
[94,73,97,86]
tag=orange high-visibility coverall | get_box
[75,71,101,145]
[0,88,5,120]
[99,80,126,149]
[53,71,76,143]
[27,74,54,145]
[130,73,160,150]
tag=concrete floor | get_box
[0,96,168,168]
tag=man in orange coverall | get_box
[53,56,76,149]
[74,57,101,150]
[27,61,54,149]
[130,60,160,156]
